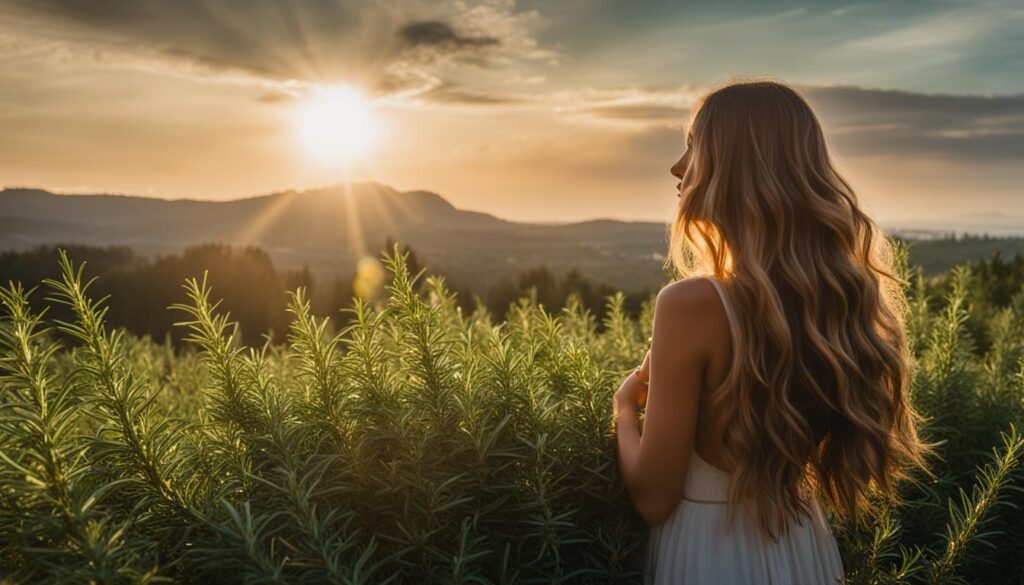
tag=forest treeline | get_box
[0,242,650,347]
[4,242,1024,350]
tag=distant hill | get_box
[0,184,669,292]
[3,184,1022,291]
[901,236,1024,276]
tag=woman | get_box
[613,80,930,584]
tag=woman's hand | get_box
[614,351,651,416]
[614,382,641,418]
[638,350,651,385]
[637,350,650,407]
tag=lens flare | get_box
[353,256,385,299]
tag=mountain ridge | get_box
[0,183,669,292]
[0,184,663,229]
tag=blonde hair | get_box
[669,79,930,537]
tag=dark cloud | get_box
[576,84,1024,161]
[1,0,363,81]
[12,0,148,24]
[398,21,499,50]
[801,86,1024,160]
[0,0,547,93]
[394,20,503,69]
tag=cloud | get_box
[0,0,554,98]
[541,82,1024,161]
[845,2,1020,52]
[416,81,524,106]
[3,0,1022,165]
[393,20,503,71]
[580,104,690,122]
[375,75,1024,162]
[255,91,298,104]
[398,20,499,50]
[801,86,1024,160]
[550,85,701,127]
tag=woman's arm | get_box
[614,278,713,526]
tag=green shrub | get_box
[0,245,1022,584]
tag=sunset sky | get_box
[1,0,1022,227]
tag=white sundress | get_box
[643,276,845,585]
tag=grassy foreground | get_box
[0,247,1022,584]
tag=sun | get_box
[295,85,377,163]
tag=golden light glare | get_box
[296,85,377,163]
[353,256,385,299]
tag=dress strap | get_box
[705,276,739,343]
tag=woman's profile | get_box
[613,79,931,584]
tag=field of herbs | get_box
[1,245,1022,584]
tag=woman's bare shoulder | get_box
[655,277,730,352]
[657,276,719,310]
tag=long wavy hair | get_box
[669,79,930,537]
